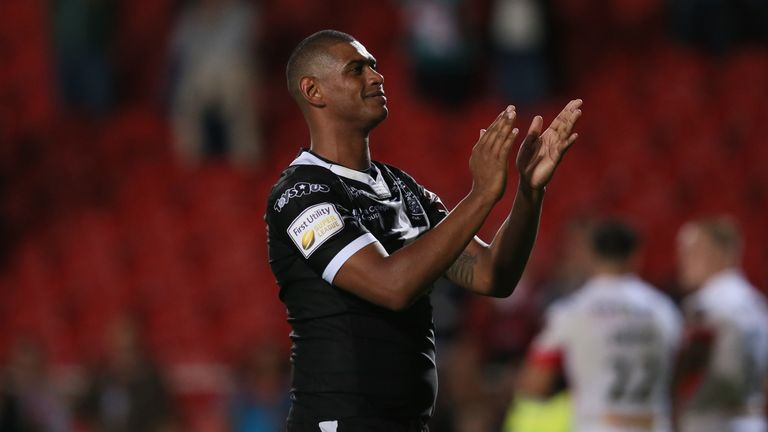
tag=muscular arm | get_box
[518,361,558,398]
[447,100,583,297]
[333,107,519,311]
[335,191,496,310]
[334,100,582,309]
[446,184,543,297]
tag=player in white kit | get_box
[675,217,768,432]
[518,221,682,432]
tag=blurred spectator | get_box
[489,0,551,106]
[0,338,71,431]
[669,0,768,53]
[76,317,177,432]
[169,0,262,167]
[402,0,480,107]
[515,220,682,431]
[50,0,115,114]
[228,342,289,432]
[675,217,768,432]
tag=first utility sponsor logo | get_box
[288,203,344,258]
[274,182,330,212]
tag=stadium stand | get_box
[0,0,766,428]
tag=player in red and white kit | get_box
[518,221,682,432]
[675,217,768,432]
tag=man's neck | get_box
[592,261,632,277]
[308,125,372,171]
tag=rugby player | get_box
[265,29,582,432]
[675,218,768,432]
[517,221,682,432]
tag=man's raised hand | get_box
[516,99,582,191]
[469,105,520,205]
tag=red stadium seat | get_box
[716,51,768,130]
[644,50,712,132]
[3,6,768,431]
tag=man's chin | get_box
[679,278,700,293]
[368,107,388,129]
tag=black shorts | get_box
[286,416,429,432]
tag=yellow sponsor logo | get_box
[301,229,315,250]
[288,203,345,258]
[314,216,342,236]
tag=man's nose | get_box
[368,68,384,85]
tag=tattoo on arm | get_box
[446,251,477,288]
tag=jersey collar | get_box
[290,149,392,199]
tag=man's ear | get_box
[299,76,325,108]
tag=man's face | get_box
[676,225,720,291]
[317,41,387,130]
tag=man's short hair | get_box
[285,30,356,102]
[591,220,639,261]
[691,216,742,258]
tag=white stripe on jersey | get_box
[291,151,392,198]
[322,233,378,284]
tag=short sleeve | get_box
[528,302,571,368]
[267,173,379,284]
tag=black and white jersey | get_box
[265,149,448,423]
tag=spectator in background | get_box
[668,0,768,53]
[674,217,768,432]
[229,342,290,432]
[514,220,682,432]
[50,0,115,114]
[76,317,177,432]
[402,0,480,107]
[0,338,71,431]
[489,0,551,106]
[169,0,262,167]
